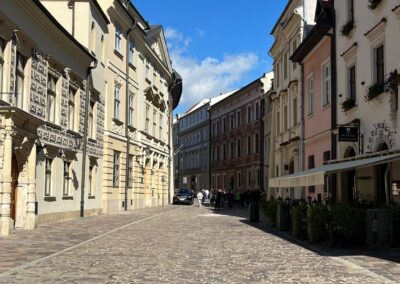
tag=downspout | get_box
[330,3,337,201]
[208,107,212,190]
[124,21,137,211]
[260,86,265,192]
[80,59,98,218]
[300,61,305,200]
[68,0,75,37]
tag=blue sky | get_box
[133,0,288,114]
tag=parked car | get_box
[173,189,194,205]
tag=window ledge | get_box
[112,117,124,125]
[114,49,123,59]
[88,138,97,144]
[62,196,73,200]
[88,195,96,199]
[145,78,152,85]
[44,196,56,202]
[321,103,331,110]
[129,62,136,71]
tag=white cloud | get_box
[165,27,259,111]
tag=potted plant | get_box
[368,0,382,10]
[341,97,356,111]
[365,83,384,101]
[341,20,354,37]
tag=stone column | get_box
[0,129,14,236]
[26,141,37,230]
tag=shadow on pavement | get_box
[202,205,400,266]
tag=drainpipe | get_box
[207,107,212,191]
[80,59,98,218]
[260,84,265,193]
[67,0,75,37]
[300,61,305,200]
[124,21,137,211]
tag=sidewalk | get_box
[0,206,177,274]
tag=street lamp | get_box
[74,133,83,149]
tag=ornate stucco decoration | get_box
[366,121,396,152]
[384,69,399,122]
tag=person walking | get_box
[197,191,204,207]
[215,189,222,210]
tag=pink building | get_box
[291,1,334,201]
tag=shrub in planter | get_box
[365,83,384,101]
[341,97,356,112]
[330,204,366,247]
[307,203,329,243]
[261,200,278,227]
[341,20,354,37]
[291,202,308,239]
[368,0,382,10]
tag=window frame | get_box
[45,158,53,196]
[63,161,71,196]
[47,73,57,123]
[307,74,314,115]
[16,53,26,109]
[114,84,121,119]
[321,60,331,107]
[113,151,120,188]
[115,25,122,52]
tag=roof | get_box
[270,0,294,35]
[32,0,95,61]
[210,90,238,106]
[92,0,110,25]
[185,99,210,115]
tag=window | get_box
[237,140,241,157]
[0,38,4,94]
[216,146,220,161]
[257,169,261,187]
[113,151,120,187]
[90,22,96,52]
[247,136,251,155]
[146,62,150,80]
[322,62,331,106]
[223,143,226,160]
[145,106,150,133]
[236,111,241,128]
[255,134,259,154]
[230,113,235,129]
[114,85,120,119]
[89,165,94,196]
[284,53,288,80]
[283,105,288,130]
[375,45,384,86]
[307,76,314,115]
[348,0,354,22]
[349,65,356,100]
[323,151,331,162]
[247,106,252,123]
[101,35,105,61]
[230,141,234,158]
[153,110,157,136]
[47,74,57,122]
[88,99,95,139]
[45,159,52,196]
[128,155,133,188]
[255,103,260,120]
[115,25,122,51]
[237,172,241,187]
[63,162,70,196]
[293,98,298,126]
[276,62,280,87]
[308,155,315,169]
[248,171,251,187]
[16,53,25,108]
[159,115,163,141]
[292,40,297,70]
[223,117,226,132]
[128,40,135,64]
[68,87,75,130]
[276,111,280,135]
[128,94,134,126]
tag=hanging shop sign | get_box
[338,126,359,142]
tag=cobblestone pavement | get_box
[0,206,399,283]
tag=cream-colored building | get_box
[268,0,317,200]
[45,0,181,212]
[0,0,103,236]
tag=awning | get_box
[269,153,400,188]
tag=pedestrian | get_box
[204,188,210,200]
[215,189,222,210]
[197,191,204,207]
[235,190,241,208]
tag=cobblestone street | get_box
[0,205,399,283]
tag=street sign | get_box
[338,126,358,142]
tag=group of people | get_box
[195,188,262,210]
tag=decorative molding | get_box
[340,42,358,61]
[364,18,386,42]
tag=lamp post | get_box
[161,175,165,207]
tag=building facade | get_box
[176,100,210,191]
[0,0,103,236]
[262,75,274,192]
[210,75,271,193]
[268,0,317,200]
[334,0,400,205]
[291,1,334,201]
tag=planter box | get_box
[366,209,393,248]
[276,203,290,231]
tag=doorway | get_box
[343,147,356,203]
[11,154,18,224]
[376,142,389,205]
